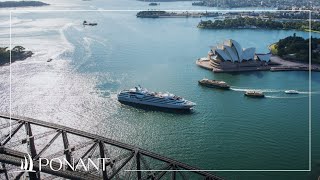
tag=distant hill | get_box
[191,0,318,8]
[138,0,192,2]
[0,1,49,8]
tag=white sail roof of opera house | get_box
[215,49,231,61]
[242,47,256,61]
[256,53,271,62]
[212,39,270,62]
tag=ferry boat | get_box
[285,90,299,94]
[118,86,196,110]
[198,78,230,89]
[244,91,265,98]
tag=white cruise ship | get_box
[118,86,196,110]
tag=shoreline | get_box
[136,11,219,18]
[0,50,33,66]
[198,26,320,34]
[267,43,320,66]
[0,1,49,8]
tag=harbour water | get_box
[0,0,319,179]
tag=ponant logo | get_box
[16,153,110,173]
[20,154,36,172]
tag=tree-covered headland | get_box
[0,46,33,66]
[0,1,49,8]
[198,17,320,32]
[271,34,320,63]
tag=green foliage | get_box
[136,11,167,17]
[198,17,320,32]
[275,35,320,63]
[270,44,278,54]
[0,47,10,63]
[12,46,25,53]
[0,46,33,65]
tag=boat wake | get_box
[231,87,320,95]
[230,87,282,93]
[298,91,320,94]
[265,95,308,99]
[59,23,76,55]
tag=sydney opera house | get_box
[207,39,271,71]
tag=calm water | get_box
[0,0,319,179]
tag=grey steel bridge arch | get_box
[0,114,224,180]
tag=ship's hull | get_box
[244,94,265,98]
[198,81,230,89]
[118,96,194,110]
[118,100,193,113]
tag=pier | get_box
[196,58,213,70]
[0,114,223,180]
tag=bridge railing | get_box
[0,114,223,180]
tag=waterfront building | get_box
[207,39,271,70]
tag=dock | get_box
[270,66,320,72]
[196,58,213,70]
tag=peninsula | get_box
[197,17,320,33]
[270,34,320,64]
[0,1,49,8]
[196,38,320,73]
[136,11,218,18]
[191,0,319,9]
[0,46,33,66]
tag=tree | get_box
[0,47,8,53]
[12,46,25,53]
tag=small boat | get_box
[198,78,230,89]
[83,21,97,26]
[149,2,159,6]
[285,90,299,94]
[47,58,53,62]
[118,85,196,110]
[244,91,265,98]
